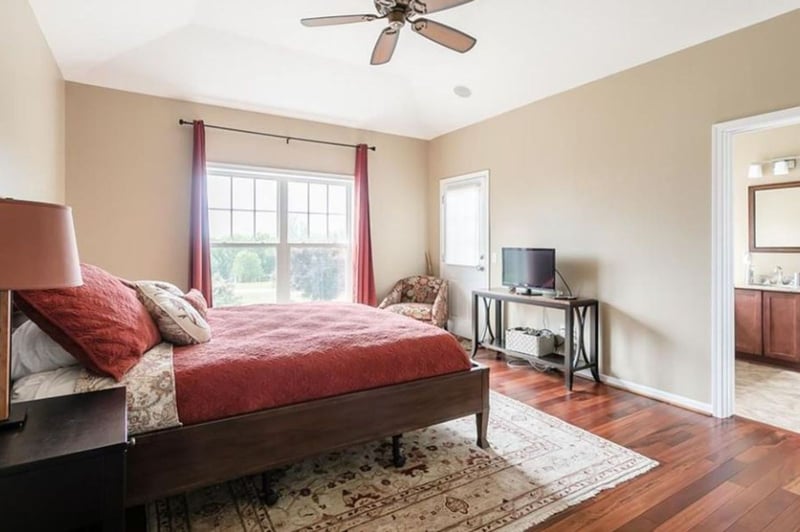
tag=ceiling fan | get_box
[301,0,477,65]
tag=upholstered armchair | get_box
[379,276,449,328]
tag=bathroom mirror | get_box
[749,181,800,252]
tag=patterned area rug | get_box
[147,392,657,531]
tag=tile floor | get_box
[736,359,800,433]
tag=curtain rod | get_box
[178,119,376,151]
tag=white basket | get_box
[505,327,555,358]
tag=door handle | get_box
[476,265,485,272]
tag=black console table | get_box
[471,288,600,390]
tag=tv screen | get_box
[502,248,556,289]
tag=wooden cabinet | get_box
[735,287,800,367]
[735,289,763,356]
[763,291,800,363]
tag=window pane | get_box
[329,214,347,243]
[255,212,277,242]
[232,211,253,241]
[288,212,308,242]
[208,175,231,209]
[329,185,347,214]
[256,179,277,211]
[290,247,347,302]
[444,183,480,266]
[209,210,230,241]
[232,178,254,210]
[211,246,276,307]
[309,183,327,213]
[288,182,308,212]
[309,213,327,241]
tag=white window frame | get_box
[207,163,354,304]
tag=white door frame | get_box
[440,170,490,334]
[711,105,800,418]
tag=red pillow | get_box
[182,289,209,319]
[15,264,161,380]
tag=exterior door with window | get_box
[440,171,489,337]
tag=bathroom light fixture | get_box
[747,156,798,177]
[773,159,796,176]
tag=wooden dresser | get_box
[735,287,800,367]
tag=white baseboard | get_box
[574,371,712,415]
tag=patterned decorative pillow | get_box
[182,289,209,319]
[136,281,208,318]
[137,280,183,297]
[135,282,211,345]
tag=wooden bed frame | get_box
[126,362,490,506]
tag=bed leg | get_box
[392,434,406,468]
[260,472,279,506]
[476,410,489,449]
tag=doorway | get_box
[440,171,489,337]
[711,105,800,419]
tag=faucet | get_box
[774,266,784,285]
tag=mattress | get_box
[14,303,471,427]
[173,302,471,424]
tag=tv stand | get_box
[471,288,600,391]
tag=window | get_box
[443,181,481,266]
[207,165,353,306]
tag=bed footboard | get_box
[127,363,489,505]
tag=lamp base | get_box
[0,406,26,432]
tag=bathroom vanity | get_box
[735,285,800,368]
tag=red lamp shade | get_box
[0,199,82,290]
[0,198,82,426]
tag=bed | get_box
[13,300,490,506]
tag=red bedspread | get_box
[173,303,471,425]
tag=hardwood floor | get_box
[129,352,800,531]
[477,354,800,531]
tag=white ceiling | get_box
[29,0,800,139]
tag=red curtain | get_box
[189,120,213,307]
[353,144,377,306]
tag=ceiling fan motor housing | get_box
[387,10,406,29]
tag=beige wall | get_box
[0,0,64,202]
[733,124,800,283]
[65,83,428,297]
[428,10,800,406]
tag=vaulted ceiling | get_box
[30,0,800,139]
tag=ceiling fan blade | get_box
[411,18,476,53]
[301,14,378,27]
[411,0,473,15]
[371,27,401,65]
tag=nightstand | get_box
[0,387,128,531]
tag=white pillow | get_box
[11,321,78,381]
[12,366,84,402]
[135,281,212,345]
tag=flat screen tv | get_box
[502,248,556,290]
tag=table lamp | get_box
[0,198,82,431]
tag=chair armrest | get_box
[431,281,449,328]
[379,283,403,308]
